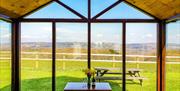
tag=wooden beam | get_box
[19,18,157,23]
[157,20,166,91]
[122,20,126,91]
[92,0,123,20]
[92,19,157,23]
[20,18,87,22]
[52,21,56,91]
[88,0,91,69]
[11,19,21,91]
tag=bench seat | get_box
[95,76,146,85]
[95,76,146,80]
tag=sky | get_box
[0,0,180,44]
[0,21,11,44]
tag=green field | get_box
[0,60,180,91]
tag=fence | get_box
[1,51,180,69]
[1,51,180,63]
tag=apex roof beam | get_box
[124,1,160,21]
[54,0,87,20]
[92,0,123,20]
[18,0,53,19]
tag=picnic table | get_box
[94,67,146,85]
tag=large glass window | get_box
[25,2,80,19]
[21,23,52,91]
[91,23,122,91]
[56,23,87,90]
[1,0,178,90]
[0,20,11,91]
[91,0,118,18]
[166,21,180,90]
[98,2,153,19]
[126,23,157,90]
[60,0,88,17]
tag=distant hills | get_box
[1,42,179,51]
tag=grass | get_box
[0,60,180,91]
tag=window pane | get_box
[166,21,180,90]
[98,2,153,19]
[60,0,88,17]
[91,0,118,17]
[91,23,122,91]
[25,2,80,19]
[21,23,52,91]
[126,23,157,90]
[56,23,87,91]
[0,20,11,91]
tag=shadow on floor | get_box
[1,76,124,91]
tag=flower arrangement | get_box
[83,68,96,88]
[83,68,95,77]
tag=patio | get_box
[0,0,180,91]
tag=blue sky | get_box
[0,21,11,44]
[25,1,152,19]
[0,1,180,44]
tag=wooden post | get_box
[11,19,20,91]
[136,56,139,69]
[157,20,166,91]
[63,55,66,70]
[63,61,66,70]
[87,0,91,69]
[122,20,126,91]
[52,21,56,91]
[35,52,39,69]
[113,56,115,68]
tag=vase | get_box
[87,73,91,89]
[92,76,96,89]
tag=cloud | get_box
[0,34,10,38]
[56,27,71,33]
[130,33,135,36]
[21,35,33,39]
[146,34,153,37]
[0,27,9,31]
[176,34,180,37]
[97,34,103,37]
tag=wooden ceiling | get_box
[0,0,51,18]
[125,0,180,20]
[0,0,180,19]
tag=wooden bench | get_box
[94,67,142,77]
[94,67,146,85]
[95,76,146,85]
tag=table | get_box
[94,67,145,85]
[94,67,142,77]
[64,82,112,91]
